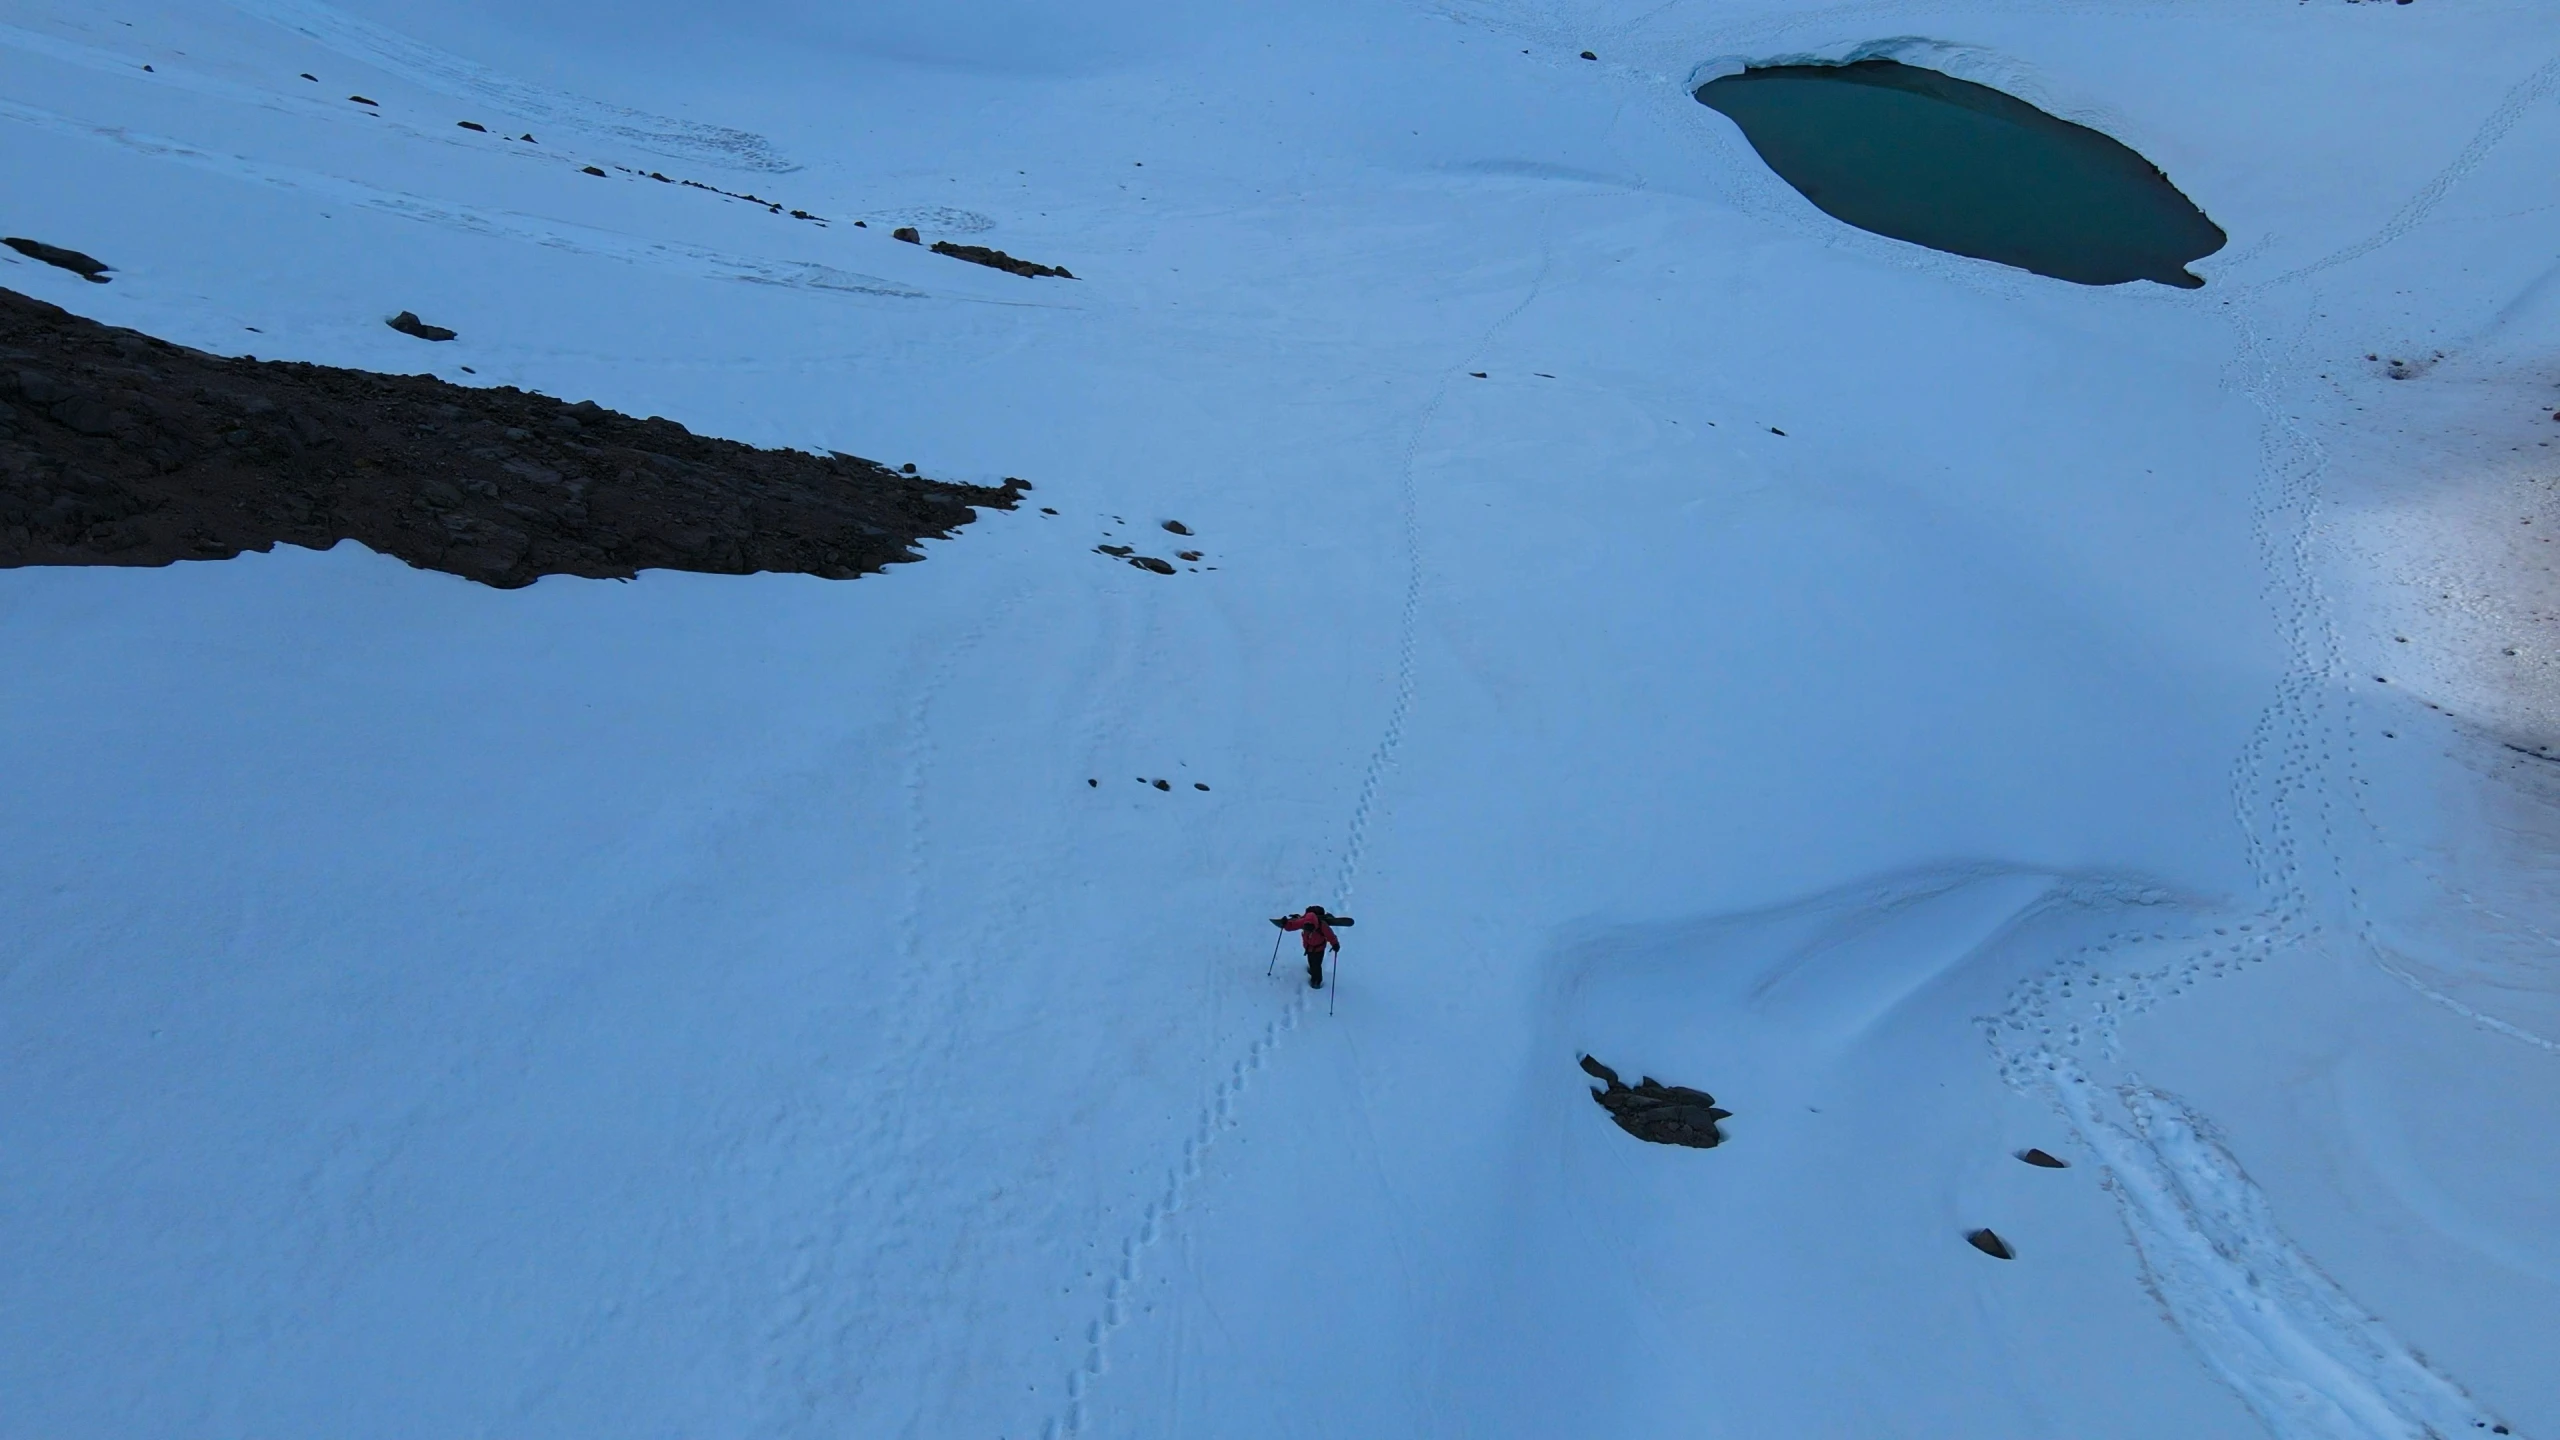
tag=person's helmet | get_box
[1305,904,1324,915]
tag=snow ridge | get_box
[227,0,796,172]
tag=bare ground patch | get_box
[0,286,1024,588]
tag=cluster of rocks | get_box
[1094,518,1205,575]
[0,285,1022,588]
[1578,1054,1731,1148]
[885,227,1076,279]
[930,241,1075,279]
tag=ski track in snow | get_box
[1042,228,1560,1440]
[224,0,795,172]
[1981,75,2560,1433]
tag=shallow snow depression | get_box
[3,2,2557,1437]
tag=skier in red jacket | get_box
[1272,906,1352,989]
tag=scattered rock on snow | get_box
[387,311,457,342]
[893,226,922,244]
[4,237,111,283]
[1130,555,1177,574]
[1162,519,1192,535]
[457,120,487,131]
[1579,1054,1729,1148]
[1151,778,1171,790]
[2017,1148,2068,1168]
[1967,1228,2016,1259]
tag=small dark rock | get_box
[518,134,536,143]
[300,73,317,81]
[1040,507,1058,515]
[5,238,111,283]
[1097,544,1133,556]
[1152,778,1171,791]
[1770,427,1786,436]
[1577,1054,1621,1086]
[1967,1229,2015,1259]
[349,95,377,106]
[1194,782,1209,791]
[457,120,486,132]
[1130,555,1177,574]
[1087,778,1097,786]
[1162,519,1191,535]
[582,165,606,177]
[387,311,457,342]
[893,226,922,244]
[2017,1148,2068,1168]
[1176,549,1202,561]
[1580,50,1598,59]
[1469,371,1487,378]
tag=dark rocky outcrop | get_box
[930,241,1075,279]
[1967,1228,2015,1259]
[5,238,110,283]
[0,285,1023,588]
[2016,1147,2068,1168]
[1579,1054,1730,1148]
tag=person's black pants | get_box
[1305,947,1327,988]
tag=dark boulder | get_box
[387,311,457,342]
[1580,1054,1727,1148]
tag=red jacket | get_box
[1282,912,1338,952]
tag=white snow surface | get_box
[4,1,2558,1436]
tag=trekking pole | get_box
[1329,947,1341,1016]
[1265,927,1283,978]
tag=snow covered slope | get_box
[4,1,2556,1436]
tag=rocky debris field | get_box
[929,241,1075,279]
[0,286,1023,588]
[1578,1054,1731,1148]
